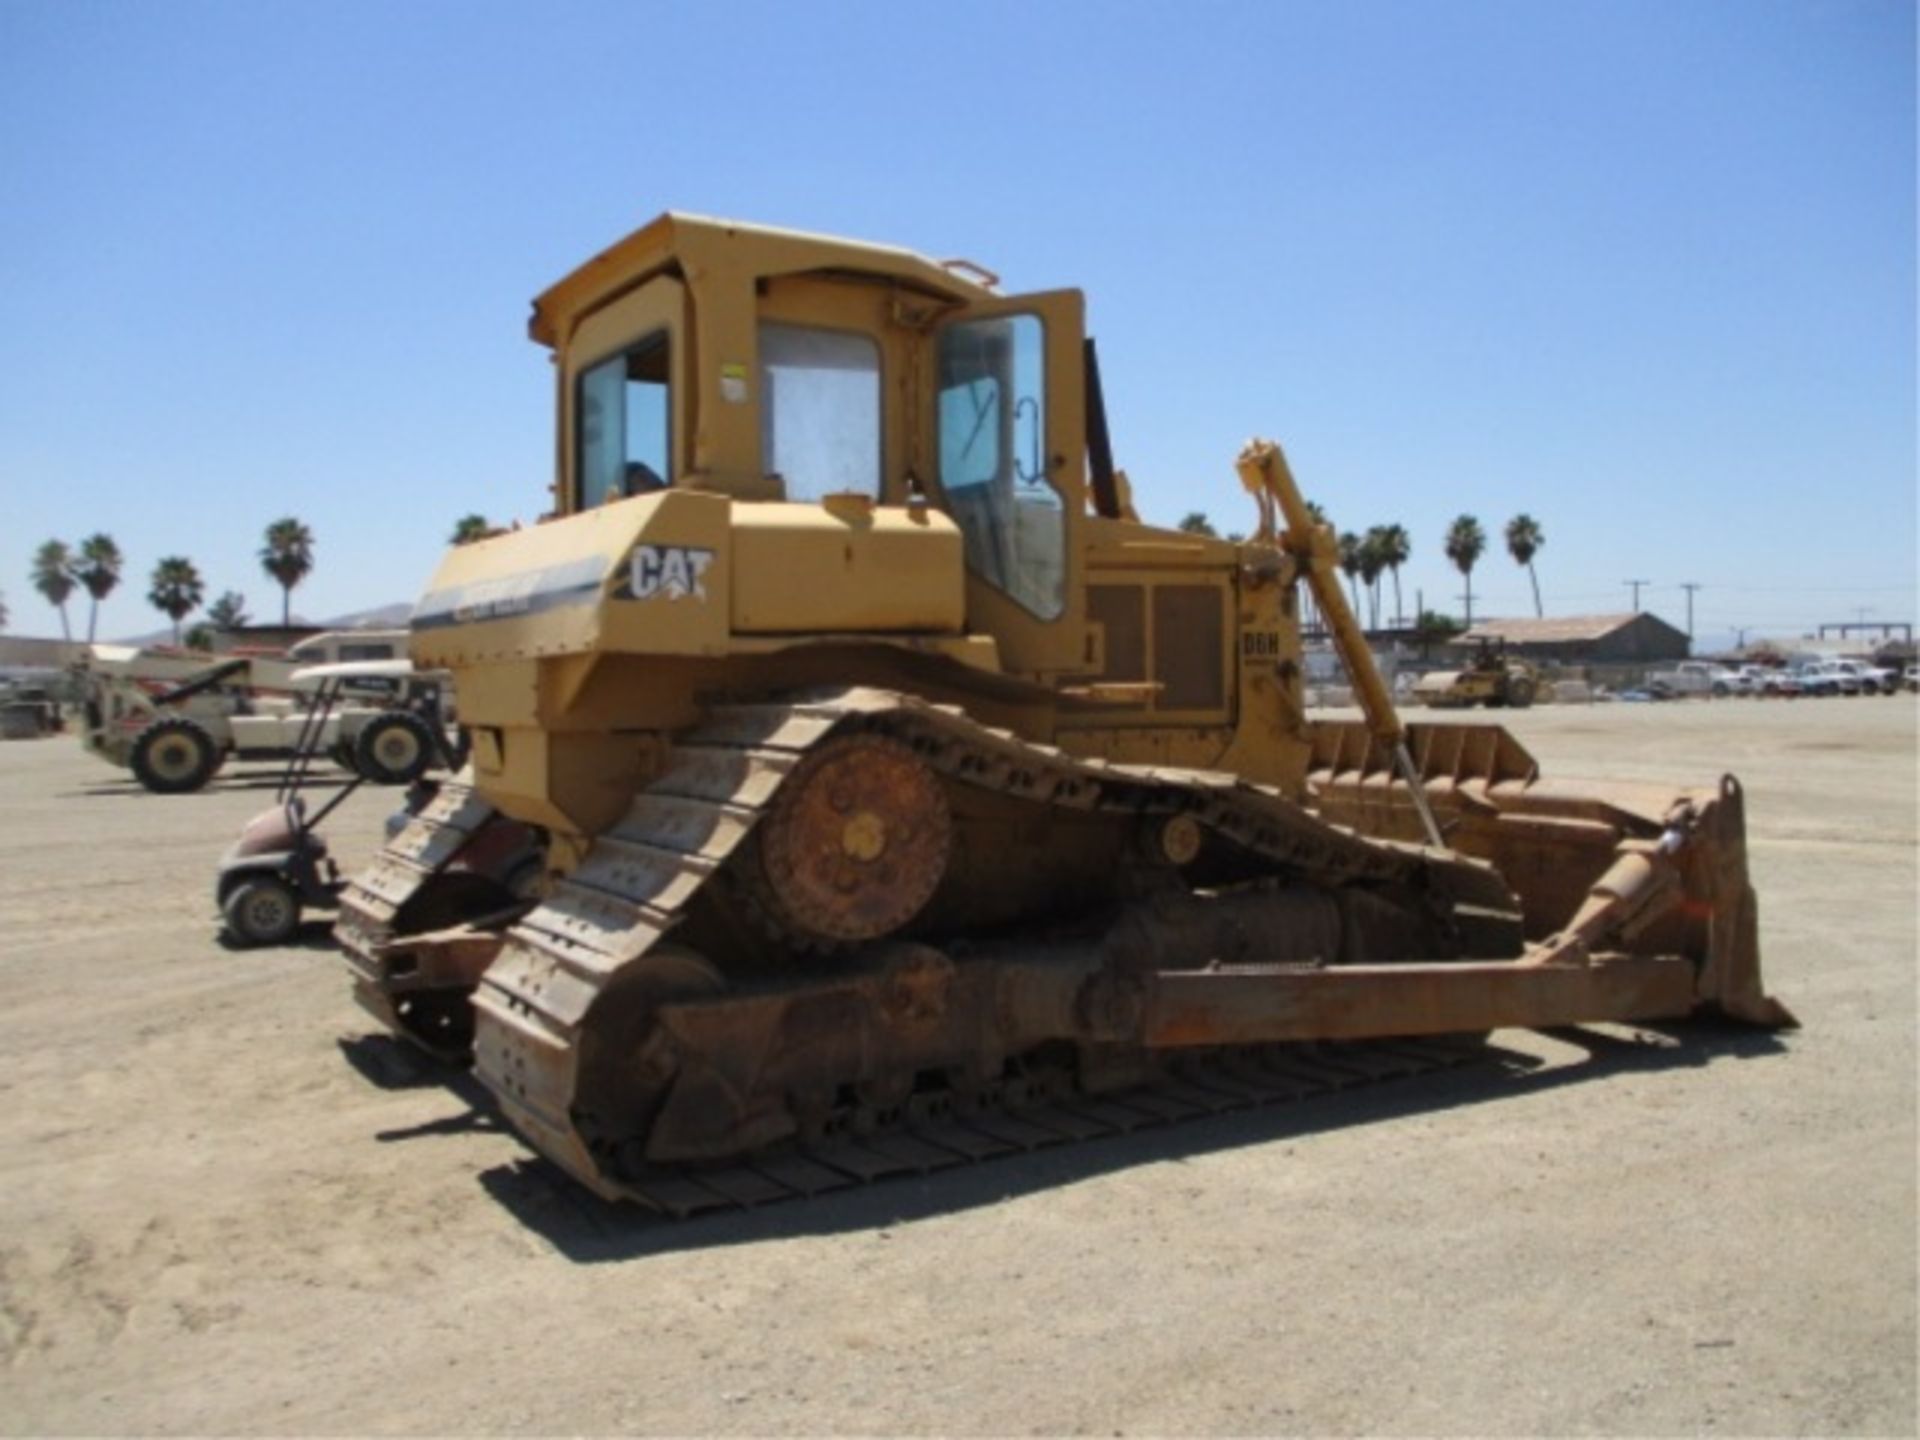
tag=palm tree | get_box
[1375,523,1411,628]
[206,591,250,630]
[1337,531,1364,617]
[72,533,124,643]
[1176,512,1217,538]
[450,514,494,545]
[1445,515,1486,628]
[1505,513,1545,618]
[1359,527,1391,631]
[32,540,76,641]
[260,518,315,625]
[147,557,205,645]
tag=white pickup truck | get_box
[1646,661,1744,698]
[1816,659,1900,695]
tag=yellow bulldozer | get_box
[1412,638,1541,710]
[337,214,1791,1214]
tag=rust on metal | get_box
[752,733,952,944]
[1142,957,1697,1048]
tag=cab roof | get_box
[528,211,996,349]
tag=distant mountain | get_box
[319,601,414,629]
[113,601,412,647]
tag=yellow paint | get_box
[842,812,886,861]
[731,501,964,635]
[412,214,1405,843]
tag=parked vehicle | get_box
[1822,659,1899,695]
[1788,663,1843,697]
[1805,661,1866,696]
[1906,665,1919,694]
[288,628,408,667]
[0,679,64,738]
[1646,660,1742,699]
[1735,664,1792,697]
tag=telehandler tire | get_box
[130,717,220,794]
[355,711,437,785]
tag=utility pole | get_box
[1680,582,1700,638]
[1624,579,1650,614]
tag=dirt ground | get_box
[0,698,1913,1436]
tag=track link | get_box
[467,687,1511,1209]
[571,1036,1492,1219]
[335,773,501,1051]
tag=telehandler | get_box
[336,214,1790,1214]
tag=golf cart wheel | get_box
[224,875,302,946]
[131,717,220,794]
[355,711,437,785]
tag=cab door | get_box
[930,290,1089,677]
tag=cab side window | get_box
[578,333,670,507]
[937,314,1063,619]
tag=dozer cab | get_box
[336,214,1790,1214]
[1413,638,1540,710]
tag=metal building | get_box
[1454,613,1691,665]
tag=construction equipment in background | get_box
[335,213,1791,1214]
[1412,638,1541,710]
[0,676,65,739]
[77,631,447,793]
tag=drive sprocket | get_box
[746,732,952,947]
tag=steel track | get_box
[571,1034,1493,1218]
[444,686,1507,1209]
[336,775,501,1053]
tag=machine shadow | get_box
[469,1023,1791,1264]
[65,772,359,799]
[341,1033,477,1092]
[214,919,340,954]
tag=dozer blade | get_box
[1308,720,1793,1030]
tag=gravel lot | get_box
[1,698,1913,1436]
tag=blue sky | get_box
[1,0,1912,650]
